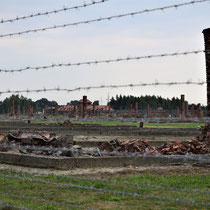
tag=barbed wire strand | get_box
[0,168,209,195]
[0,200,29,210]
[0,116,209,123]
[0,50,205,73]
[0,144,209,161]
[0,0,209,38]
[0,174,209,206]
[0,0,109,24]
[0,192,95,210]
[0,81,206,96]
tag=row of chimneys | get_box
[6,28,210,118]
[9,94,204,118]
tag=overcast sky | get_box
[0,0,210,105]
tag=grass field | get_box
[31,120,205,128]
[73,121,205,128]
[0,170,209,209]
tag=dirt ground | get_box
[0,163,209,178]
[74,135,194,142]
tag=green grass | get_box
[30,120,204,128]
[31,120,58,124]
[0,171,209,209]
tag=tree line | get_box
[0,95,57,114]
[109,95,201,110]
[0,94,205,114]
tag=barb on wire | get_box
[0,0,209,38]
[0,50,206,73]
[0,81,206,95]
[0,200,29,210]
[0,0,108,24]
[0,174,209,206]
[0,192,94,209]
[0,168,209,195]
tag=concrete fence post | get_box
[203,28,210,117]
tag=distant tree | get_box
[93,100,99,105]
[109,95,184,110]
[0,94,35,114]
[35,98,58,111]
[67,100,78,106]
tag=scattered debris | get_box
[196,124,210,142]
[0,124,210,157]
[156,140,209,155]
[99,139,156,154]
[0,131,78,157]
[98,124,210,155]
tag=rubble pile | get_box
[99,139,156,154]
[196,124,210,142]
[98,125,210,156]
[98,138,210,156]
[156,140,209,155]
[0,124,209,157]
[0,131,78,157]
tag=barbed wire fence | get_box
[0,144,209,161]
[0,81,206,96]
[0,0,210,209]
[0,0,109,24]
[0,0,210,38]
[0,168,209,194]
[0,192,94,210]
[0,200,29,210]
[0,50,206,73]
[0,172,209,207]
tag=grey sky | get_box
[0,0,209,105]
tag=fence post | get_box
[203,28,210,117]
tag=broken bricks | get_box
[99,139,155,154]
